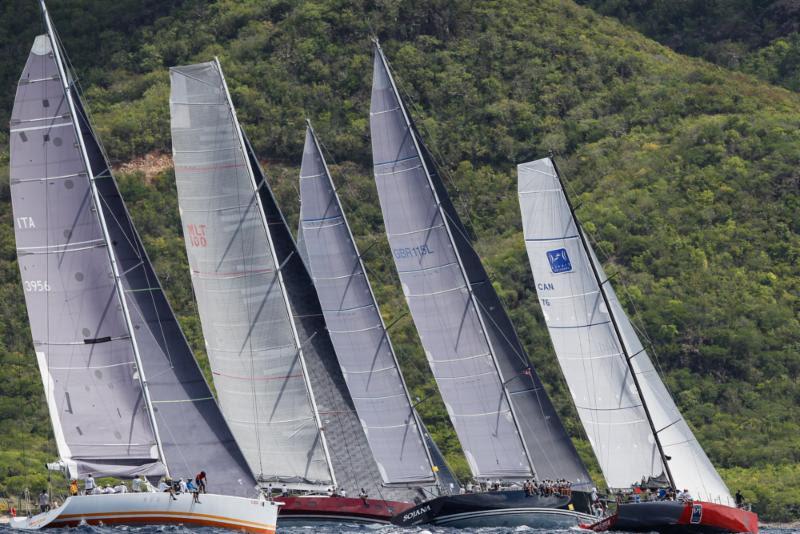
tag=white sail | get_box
[518,157,732,504]
[169,61,333,486]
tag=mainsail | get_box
[369,43,591,485]
[298,122,435,485]
[169,61,332,486]
[11,10,255,498]
[517,157,732,503]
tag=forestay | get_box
[169,61,332,486]
[518,157,732,503]
[299,124,435,485]
[10,34,162,480]
[370,44,591,485]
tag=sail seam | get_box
[387,223,445,237]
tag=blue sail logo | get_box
[546,248,572,273]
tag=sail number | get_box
[187,224,208,248]
[393,244,434,259]
[24,280,51,292]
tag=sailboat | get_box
[298,120,463,494]
[517,157,758,534]
[368,41,594,528]
[8,3,279,533]
[169,60,429,523]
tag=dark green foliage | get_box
[575,0,800,91]
[0,0,798,520]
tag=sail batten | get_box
[369,44,591,485]
[299,123,436,485]
[518,156,732,503]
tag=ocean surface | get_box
[0,524,798,534]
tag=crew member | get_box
[84,473,96,495]
[38,489,49,513]
[195,471,207,494]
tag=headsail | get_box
[299,123,435,485]
[517,157,732,503]
[369,43,591,485]
[169,61,333,486]
[12,15,256,497]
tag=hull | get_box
[609,501,758,534]
[392,490,595,528]
[274,495,412,524]
[9,492,278,534]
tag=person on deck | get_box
[735,490,744,508]
[195,471,207,494]
[69,480,79,497]
[103,484,115,494]
[681,489,692,502]
[84,473,96,495]
[132,475,143,493]
[160,478,177,500]
[359,488,368,504]
[114,482,128,494]
[38,490,49,513]
[179,478,188,494]
[186,478,200,503]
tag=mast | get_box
[373,41,537,479]
[39,0,169,476]
[549,156,676,489]
[305,119,439,487]
[215,58,337,487]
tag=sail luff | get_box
[214,59,338,488]
[39,2,168,475]
[370,42,536,479]
[300,120,437,485]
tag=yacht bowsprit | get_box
[8,3,279,532]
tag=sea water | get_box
[0,524,798,534]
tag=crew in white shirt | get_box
[84,474,96,495]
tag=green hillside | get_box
[575,0,800,91]
[1,0,798,521]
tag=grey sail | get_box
[242,130,424,502]
[12,28,256,497]
[169,61,332,486]
[370,44,591,485]
[10,34,162,480]
[518,157,732,503]
[299,123,435,485]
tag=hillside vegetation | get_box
[576,0,800,91]
[0,0,798,521]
